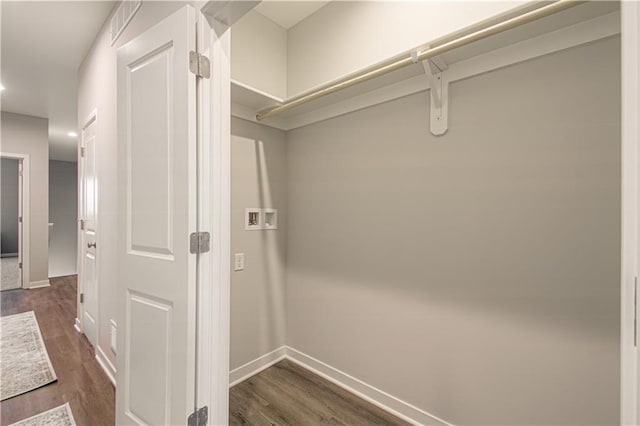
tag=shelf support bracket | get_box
[413,52,448,136]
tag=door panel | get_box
[81,115,98,347]
[117,6,197,425]
[126,292,173,425]
[128,45,173,258]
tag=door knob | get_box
[87,242,97,249]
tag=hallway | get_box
[0,276,115,425]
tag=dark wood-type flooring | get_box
[0,276,115,426]
[230,359,410,426]
[2,277,408,426]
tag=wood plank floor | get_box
[2,277,408,426]
[0,276,115,426]
[230,359,410,426]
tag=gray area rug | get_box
[1,257,21,291]
[9,403,76,426]
[0,311,57,400]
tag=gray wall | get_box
[49,160,77,278]
[231,117,287,369]
[1,158,19,255]
[1,112,49,286]
[285,37,621,426]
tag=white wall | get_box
[285,37,620,425]
[1,112,49,286]
[1,158,19,255]
[231,117,287,369]
[232,10,287,99]
[286,1,527,96]
[77,0,190,375]
[49,160,77,278]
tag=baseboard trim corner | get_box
[229,346,287,387]
[96,345,117,386]
[285,346,453,426]
[74,318,82,333]
[28,279,50,289]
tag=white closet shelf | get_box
[231,79,283,111]
[231,1,619,132]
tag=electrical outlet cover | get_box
[234,253,245,271]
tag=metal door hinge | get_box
[18,216,22,223]
[80,147,86,157]
[187,406,208,426]
[80,219,85,230]
[189,51,210,79]
[18,262,22,269]
[80,293,84,304]
[190,232,210,254]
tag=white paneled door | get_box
[116,6,199,425]
[80,113,98,347]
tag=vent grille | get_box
[110,0,142,46]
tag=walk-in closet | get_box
[226,1,624,425]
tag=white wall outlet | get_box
[245,209,261,230]
[263,209,278,230]
[110,320,117,355]
[234,253,245,271]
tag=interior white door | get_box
[80,114,98,347]
[116,6,198,425]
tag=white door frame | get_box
[622,1,640,424]
[76,110,99,337]
[1,152,30,289]
[195,3,263,421]
[196,11,231,426]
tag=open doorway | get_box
[48,159,78,280]
[1,155,28,291]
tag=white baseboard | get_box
[49,272,79,279]
[228,346,452,426]
[28,279,50,289]
[74,318,82,333]
[96,345,117,386]
[285,347,452,426]
[229,346,287,387]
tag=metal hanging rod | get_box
[256,0,585,121]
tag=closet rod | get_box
[256,0,584,121]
